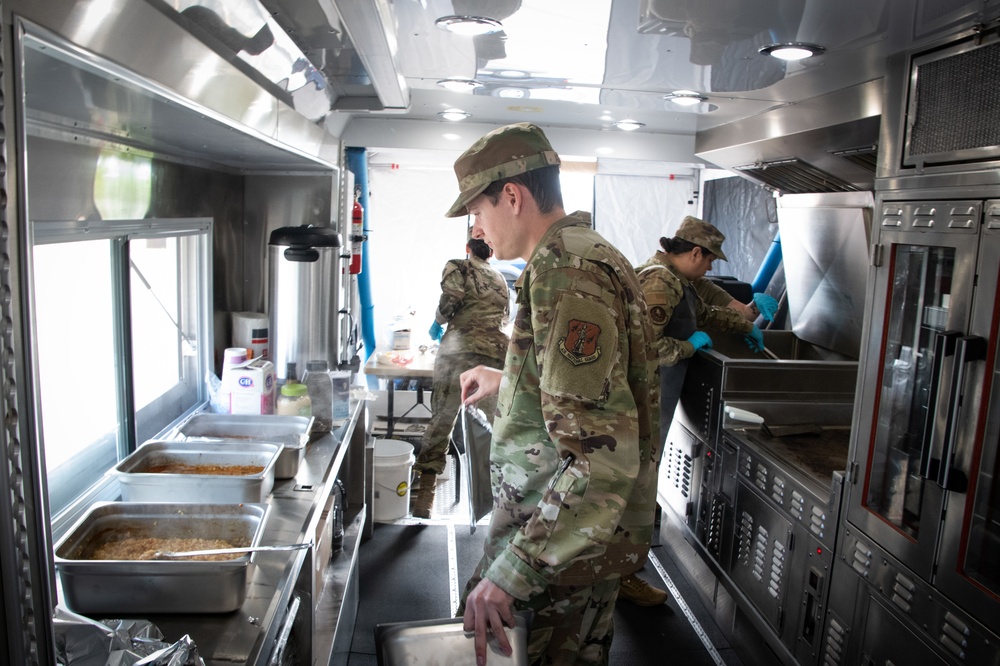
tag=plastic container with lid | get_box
[304,360,333,432]
[276,382,312,417]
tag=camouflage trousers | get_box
[458,565,620,666]
[414,351,502,475]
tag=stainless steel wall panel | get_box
[776,192,873,360]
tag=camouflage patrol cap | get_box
[675,215,728,261]
[445,122,561,217]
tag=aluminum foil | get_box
[54,608,205,666]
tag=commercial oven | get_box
[833,23,1000,665]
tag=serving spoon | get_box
[153,541,313,559]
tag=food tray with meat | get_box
[167,413,314,479]
[53,502,269,614]
[113,440,281,503]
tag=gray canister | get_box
[268,225,342,382]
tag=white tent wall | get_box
[366,163,468,350]
[593,159,701,267]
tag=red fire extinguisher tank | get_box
[350,197,364,274]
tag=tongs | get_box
[154,541,313,559]
[759,346,780,360]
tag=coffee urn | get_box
[268,225,342,383]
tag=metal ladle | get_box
[154,541,313,559]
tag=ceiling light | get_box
[438,109,471,121]
[494,70,529,78]
[612,119,644,131]
[437,77,483,92]
[435,15,503,36]
[664,90,708,106]
[759,42,825,61]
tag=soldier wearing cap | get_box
[619,216,764,607]
[452,122,660,665]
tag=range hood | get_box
[696,80,883,194]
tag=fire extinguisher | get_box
[350,193,365,275]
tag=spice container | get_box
[276,382,311,417]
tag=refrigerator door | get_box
[934,209,1000,632]
[847,200,981,578]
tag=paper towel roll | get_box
[232,312,269,360]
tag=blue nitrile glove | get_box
[429,321,444,341]
[745,325,765,352]
[752,293,779,321]
[687,331,713,351]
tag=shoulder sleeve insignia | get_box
[649,305,667,326]
[558,319,602,365]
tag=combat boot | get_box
[411,473,436,519]
[617,572,669,607]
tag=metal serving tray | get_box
[168,413,314,479]
[54,502,268,615]
[113,440,281,503]
[376,612,532,666]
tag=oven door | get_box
[847,200,981,578]
[934,212,1000,633]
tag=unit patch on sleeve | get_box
[559,319,602,365]
[542,293,617,401]
[648,305,668,326]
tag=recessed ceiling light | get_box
[437,77,483,92]
[494,70,529,78]
[664,90,708,106]
[435,15,503,36]
[438,109,471,121]
[612,119,645,131]
[758,42,825,61]
[442,133,462,141]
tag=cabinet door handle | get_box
[938,335,987,492]
[919,330,960,480]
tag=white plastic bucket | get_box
[373,439,415,521]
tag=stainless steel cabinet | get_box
[846,199,1000,639]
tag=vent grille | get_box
[735,158,859,194]
[909,40,1000,160]
[832,145,878,173]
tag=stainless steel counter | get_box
[133,398,369,665]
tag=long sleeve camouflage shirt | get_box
[635,252,751,367]
[434,255,510,361]
[482,212,660,599]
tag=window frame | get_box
[28,218,213,536]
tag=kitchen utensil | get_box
[760,346,780,360]
[154,541,313,559]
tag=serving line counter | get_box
[56,396,373,666]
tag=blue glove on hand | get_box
[429,321,444,341]
[687,331,713,351]
[752,293,779,321]
[745,325,765,352]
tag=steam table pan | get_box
[168,413,314,478]
[53,501,269,615]
[113,440,281,503]
[375,612,531,666]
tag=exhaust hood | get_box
[696,80,882,194]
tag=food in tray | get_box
[140,462,265,475]
[74,533,247,561]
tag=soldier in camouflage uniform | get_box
[445,122,660,666]
[411,237,510,518]
[617,216,765,606]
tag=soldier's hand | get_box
[460,366,503,405]
[462,578,515,665]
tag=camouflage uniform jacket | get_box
[482,211,660,599]
[435,255,510,361]
[635,252,751,367]
[694,277,737,308]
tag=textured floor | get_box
[347,455,748,666]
